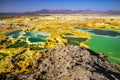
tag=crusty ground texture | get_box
[1,46,120,80]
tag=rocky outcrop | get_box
[1,46,120,80]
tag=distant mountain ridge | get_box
[0,9,120,16]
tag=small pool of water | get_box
[6,30,50,44]
[22,32,34,37]
[7,41,27,48]
[63,33,87,45]
[6,29,21,38]
[25,32,49,43]
[72,26,120,64]
[73,26,120,37]
[28,35,48,43]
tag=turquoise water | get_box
[22,32,35,37]
[6,30,49,44]
[26,32,49,43]
[28,35,48,43]
[72,26,120,64]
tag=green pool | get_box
[28,35,48,43]
[6,29,21,38]
[72,26,120,64]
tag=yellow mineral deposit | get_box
[0,14,120,74]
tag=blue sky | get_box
[0,0,120,12]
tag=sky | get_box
[0,0,120,12]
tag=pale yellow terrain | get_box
[0,14,120,74]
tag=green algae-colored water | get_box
[86,35,120,64]
[72,26,120,64]
[22,32,34,37]
[8,41,28,48]
[22,32,49,43]
[6,30,49,44]
[63,33,87,45]
[6,29,21,38]
[64,37,87,45]
[28,35,47,43]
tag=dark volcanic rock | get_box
[1,46,120,80]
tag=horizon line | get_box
[0,9,120,13]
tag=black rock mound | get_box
[1,46,120,80]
